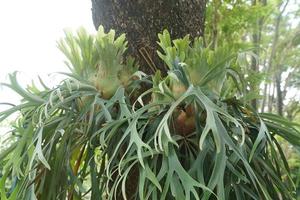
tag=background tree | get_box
[204,0,300,197]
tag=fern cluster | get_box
[0,27,299,200]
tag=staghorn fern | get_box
[157,30,240,98]
[0,28,299,200]
[57,26,138,99]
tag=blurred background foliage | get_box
[204,0,300,197]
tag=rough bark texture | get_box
[91,0,206,75]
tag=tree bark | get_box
[91,0,207,75]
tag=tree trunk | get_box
[260,58,267,112]
[261,82,267,112]
[91,0,207,75]
[264,0,289,114]
[211,0,220,49]
[275,71,283,116]
[91,1,207,199]
[250,0,267,111]
[268,81,275,113]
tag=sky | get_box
[0,1,95,141]
[0,0,95,106]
